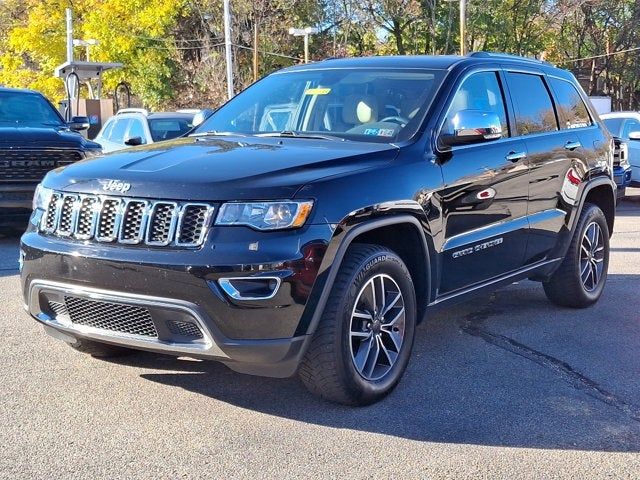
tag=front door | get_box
[436,70,529,295]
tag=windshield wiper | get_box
[256,130,346,141]
[189,130,248,137]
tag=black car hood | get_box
[43,136,399,201]
[0,125,99,149]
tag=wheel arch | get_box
[296,214,434,338]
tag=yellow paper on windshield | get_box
[304,87,331,95]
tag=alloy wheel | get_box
[349,273,406,381]
[580,221,605,292]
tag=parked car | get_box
[0,87,101,228]
[93,109,195,153]
[611,136,632,198]
[21,53,616,405]
[601,112,640,186]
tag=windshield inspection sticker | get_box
[364,128,395,137]
[304,87,331,95]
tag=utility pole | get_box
[223,0,234,99]
[253,21,258,82]
[66,8,73,63]
[459,0,466,55]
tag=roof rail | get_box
[467,51,551,65]
[117,108,149,116]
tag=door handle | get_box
[505,151,527,163]
[565,141,581,150]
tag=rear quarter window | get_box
[549,78,592,129]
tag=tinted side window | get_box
[623,119,640,138]
[110,119,130,143]
[443,71,509,138]
[507,73,558,136]
[549,78,592,129]
[128,118,147,143]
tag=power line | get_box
[557,46,640,64]
[233,44,301,61]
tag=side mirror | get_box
[440,110,503,147]
[68,116,90,132]
[124,136,144,146]
[628,131,640,141]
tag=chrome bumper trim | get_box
[27,279,229,358]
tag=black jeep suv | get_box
[0,87,101,227]
[20,53,616,405]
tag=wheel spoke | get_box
[580,243,590,257]
[352,309,373,321]
[378,336,398,366]
[353,335,374,374]
[363,336,380,378]
[381,328,402,351]
[591,260,600,285]
[381,307,404,328]
[381,291,402,317]
[351,330,371,340]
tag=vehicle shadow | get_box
[112,276,640,453]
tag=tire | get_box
[66,338,134,358]
[299,243,417,405]
[543,202,610,308]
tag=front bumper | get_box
[21,217,333,377]
[614,164,632,196]
[0,183,36,227]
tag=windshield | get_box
[194,68,445,143]
[149,117,194,142]
[0,91,64,127]
[602,118,624,137]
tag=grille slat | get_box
[63,296,158,337]
[0,149,82,181]
[39,191,213,247]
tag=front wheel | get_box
[299,244,417,405]
[543,203,610,308]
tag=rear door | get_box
[504,70,589,263]
[437,69,529,294]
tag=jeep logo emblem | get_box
[100,180,131,193]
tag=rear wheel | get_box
[299,244,416,405]
[66,338,134,358]
[543,203,610,308]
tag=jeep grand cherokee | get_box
[20,53,616,405]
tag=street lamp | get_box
[288,27,318,63]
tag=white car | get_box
[93,109,196,153]
[601,111,640,185]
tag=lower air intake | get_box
[63,296,158,337]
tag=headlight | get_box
[32,184,53,211]
[83,148,102,159]
[215,201,314,230]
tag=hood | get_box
[0,125,100,150]
[43,136,399,201]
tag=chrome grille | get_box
[146,202,177,245]
[120,200,147,243]
[43,193,61,233]
[177,204,210,246]
[39,191,213,247]
[63,296,158,337]
[96,198,121,241]
[76,197,99,239]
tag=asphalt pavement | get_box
[1,191,639,479]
